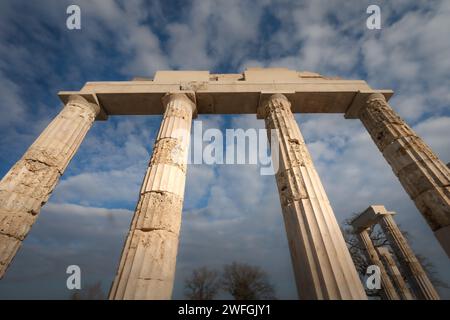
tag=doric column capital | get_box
[345,91,392,119]
[162,92,197,119]
[366,92,387,102]
[257,93,292,119]
[364,92,390,112]
[353,92,389,119]
[66,94,101,117]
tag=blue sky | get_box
[0,0,449,299]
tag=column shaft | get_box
[379,214,439,299]
[377,246,414,300]
[358,229,400,300]
[109,93,195,300]
[258,94,366,299]
[0,95,100,278]
[358,93,450,256]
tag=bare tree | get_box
[415,253,449,289]
[70,281,105,300]
[184,266,221,300]
[342,214,448,298]
[221,262,276,300]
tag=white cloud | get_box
[53,166,144,206]
[0,71,26,127]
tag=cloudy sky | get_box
[0,0,449,299]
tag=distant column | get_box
[0,95,101,278]
[109,93,195,300]
[357,229,400,300]
[258,93,367,300]
[377,246,414,300]
[379,214,440,299]
[356,93,450,257]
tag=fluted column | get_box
[379,214,440,299]
[357,229,400,300]
[356,93,450,256]
[257,93,366,300]
[109,93,195,300]
[377,246,414,300]
[0,95,101,277]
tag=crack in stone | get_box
[138,277,164,282]
[0,231,20,241]
[137,227,177,236]
[28,208,39,216]
[23,158,63,175]
[140,190,183,201]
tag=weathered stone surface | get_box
[358,93,450,256]
[397,159,450,199]
[357,229,400,300]
[379,213,440,300]
[140,164,187,199]
[0,160,60,211]
[377,246,414,300]
[275,167,308,206]
[0,234,20,269]
[0,95,100,278]
[413,187,450,231]
[383,136,440,174]
[359,95,415,152]
[109,93,195,300]
[259,93,366,300]
[135,192,183,234]
[0,209,36,240]
[111,229,179,300]
[149,138,187,173]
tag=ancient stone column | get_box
[379,213,440,299]
[357,229,400,300]
[0,95,101,278]
[377,246,414,300]
[109,93,195,300]
[257,93,366,300]
[356,93,450,257]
